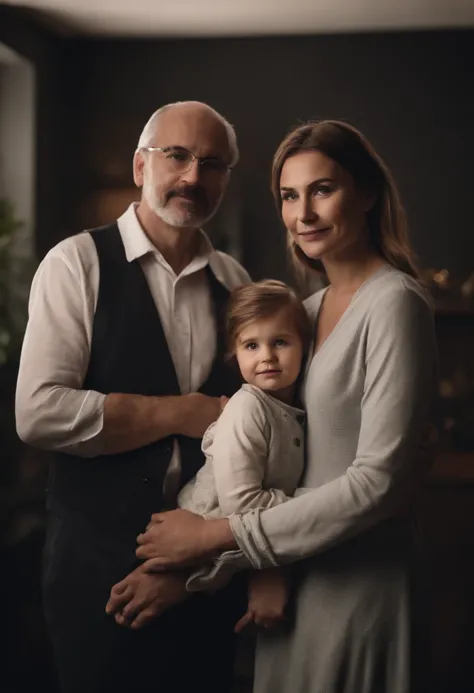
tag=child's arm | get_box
[235,567,290,633]
[211,391,294,629]
[210,391,293,516]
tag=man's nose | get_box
[181,159,202,185]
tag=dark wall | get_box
[65,30,473,279]
[1,17,473,277]
[0,6,74,259]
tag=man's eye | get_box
[167,152,189,162]
[201,159,225,172]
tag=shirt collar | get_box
[117,203,217,278]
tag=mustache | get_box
[166,185,207,205]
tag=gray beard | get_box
[143,181,220,229]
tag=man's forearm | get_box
[17,385,219,457]
[102,392,187,455]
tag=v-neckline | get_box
[310,264,392,360]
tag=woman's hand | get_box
[136,509,236,570]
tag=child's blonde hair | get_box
[227,280,312,356]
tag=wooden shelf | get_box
[434,301,474,319]
[429,450,474,484]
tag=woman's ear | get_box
[363,187,377,212]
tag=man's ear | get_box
[133,150,145,187]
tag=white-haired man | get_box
[16,101,250,693]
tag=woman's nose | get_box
[298,197,318,224]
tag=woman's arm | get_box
[136,286,437,571]
[230,287,438,568]
[136,392,295,569]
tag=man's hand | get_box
[179,393,225,438]
[105,564,188,629]
[235,568,289,633]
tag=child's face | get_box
[234,308,303,402]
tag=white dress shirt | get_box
[16,203,250,496]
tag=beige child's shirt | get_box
[178,383,305,591]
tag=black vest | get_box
[47,223,241,545]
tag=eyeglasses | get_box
[139,146,231,177]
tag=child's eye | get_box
[275,339,287,347]
[245,342,258,350]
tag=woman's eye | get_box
[314,185,332,196]
[281,192,297,202]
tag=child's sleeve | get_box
[210,390,293,516]
[184,391,295,593]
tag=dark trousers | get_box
[43,512,246,693]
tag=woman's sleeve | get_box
[229,287,438,569]
[212,392,293,516]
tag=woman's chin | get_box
[299,242,328,262]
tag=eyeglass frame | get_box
[137,145,233,176]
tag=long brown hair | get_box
[271,120,419,279]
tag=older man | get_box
[16,102,250,693]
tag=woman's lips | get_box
[298,226,331,238]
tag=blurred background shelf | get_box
[429,450,474,484]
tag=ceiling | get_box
[4,0,474,37]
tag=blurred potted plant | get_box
[0,197,35,490]
[0,197,24,364]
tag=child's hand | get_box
[105,564,188,629]
[234,567,289,633]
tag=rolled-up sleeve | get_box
[15,241,106,456]
[229,287,438,569]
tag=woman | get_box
[136,120,438,693]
